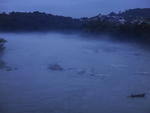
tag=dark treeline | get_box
[0,8,150,41]
[0,11,82,31]
[83,18,150,38]
[118,8,150,20]
[83,8,150,40]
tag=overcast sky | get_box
[0,0,149,17]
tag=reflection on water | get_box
[0,32,150,113]
[0,48,6,69]
[0,51,13,71]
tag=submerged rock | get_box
[48,64,64,71]
[0,60,14,71]
[77,70,86,75]
[0,60,6,69]
[5,66,13,71]
[129,93,146,98]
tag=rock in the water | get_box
[5,66,13,71]
[129,93,145,98]
[48,64,64,71]
[0,60,6,69]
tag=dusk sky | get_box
[0,0,149,17]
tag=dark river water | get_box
[0,32,150,113]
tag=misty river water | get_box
[0,32,150,113]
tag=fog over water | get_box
[0,0,150,112]
[0,0,149,17]
[0,32,150,113]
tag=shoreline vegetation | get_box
[0,38,6,50]
[0,8,150,41]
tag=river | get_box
[0,32,150,113]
